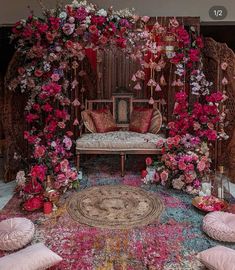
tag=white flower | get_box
[97,9,107,17]
[59,12,67,19]
[72,0,79,7]
[16,170,26,187]
[51,141,57,148]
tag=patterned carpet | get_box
[1,155,235,270]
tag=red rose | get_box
[34,69,43,77]
[145,157,153,166]
[23,196,44,211]
[141,170,148,178]
[89,25,98,34]
[46,32,55,43]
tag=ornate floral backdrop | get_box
[0,0,233,210]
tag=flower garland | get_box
[11,0,136,208]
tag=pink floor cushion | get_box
[203,211,235,242]
[0,217,35,251]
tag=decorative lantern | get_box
[164,33,176,58]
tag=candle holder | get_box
[217,165,231,201]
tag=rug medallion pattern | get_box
[67,185,164,229]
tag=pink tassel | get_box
[81,87,86,92]
[73,119,79,126]
[72,99,81,107]
[171,80,177,86]
[134,82,141,90]
[160,74,167,86]
[131,75,137,82]
[222,77,228,85]
[148,97,154,105]
[147,79,157,87]
[155,84,162,92]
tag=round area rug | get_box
[66,185,164,229]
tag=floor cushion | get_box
[76,131,165,150]
[197,245,235,270]
[203,211,235,242]
[0,217,35,251]
[0,242,62,270]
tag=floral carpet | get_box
[1,156,235,270]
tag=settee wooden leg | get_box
[77,153,80,171]
[120,153,125,177]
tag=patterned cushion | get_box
[0,243,62,270]
[129,108,153,133]
[90,109,118,133]
[81,110,97,133]
[203,211,235,242]
[149,108,162,134]
[0,217,35,251]
[76,131,165,150]
[197,246,235,270]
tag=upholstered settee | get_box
[76,94,165,176]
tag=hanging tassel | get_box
[155,84,162,91]
[147,79,157,87]
[148,96,154,105]
[222,77,228,85]
[176,79,184,87]
[131,74,137,82]
[71,79,78,89]
[134,82,141,90]
[72,98,81,107]
[73,118,79,126]
[160,74,167,86]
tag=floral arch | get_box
[9,0,228,207]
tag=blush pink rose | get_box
[60,159,69,172]
[34,145,46,158]
[160,171,168,182]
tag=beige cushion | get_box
[0,218,35,251]
[149,108,162,134]
[197,246,235,270]
[0,243,62,270]
[203,211,235,242]
[76,131,165,150]
[81,110,97,133]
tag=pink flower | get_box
[154,172,160,182]
[141,170,148,178]
[34,145,46,158]
[62,23,75,35]
[26,113,39,123]
[60,159,69,172]
[63,136,72,150]
[197,161,206,171]
[160,171,168,182]
[42,103,53,112]
[30,164,47,182]
[141,16,150,23]
[51,73,60,82]
[178,161,187,171]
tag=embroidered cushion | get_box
[129,108,153,133]
[203,211,235,242]
[0,243,62,270]
[197,246,235,270]
[0,218,35,251]
[148,108,162,134]
[90,109,118,133]
[81,110,97,133]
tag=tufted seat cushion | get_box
[203,211,235,242]
[0,217,35,251]
[76,131,165,151]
